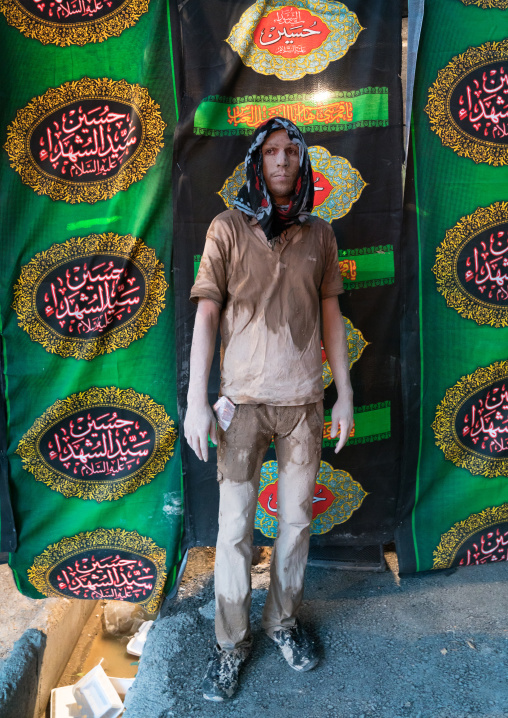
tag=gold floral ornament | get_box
[17,386,177,501]
[4,77,165,203]
[322,316,368,390]
[219,146,366,223]
[226,0,362,81]
[433,203,508,327]
[12,233,167,360]
[432,361,508,477]
[433,504,508,570]
[28,528,166,613]
[458,0,508,7]
[0,0,150,46]
[425,40,508,166]
[255,460,367,538]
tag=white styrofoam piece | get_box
[126,620,154,657]
[72,663,124,718]
[51,685,80,718]
[108,676,135,701]
[51,675,133,718]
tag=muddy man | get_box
[184,117,354,701]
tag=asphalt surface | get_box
[123,550,508,718]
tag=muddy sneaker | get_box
[202,643,251,701]
[270,620,319,672]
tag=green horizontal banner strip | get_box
[339,245,394,289]
[194,89,389,136]
[207,403,391,448]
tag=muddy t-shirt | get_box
[190,209,344,406]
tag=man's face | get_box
[261,129,300,205]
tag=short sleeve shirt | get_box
[190,209,344,406]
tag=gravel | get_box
[123,552,508,718]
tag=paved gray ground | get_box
[123,554,508,718]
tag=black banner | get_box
[173,0,403,548]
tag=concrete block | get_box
[0,564,97,718]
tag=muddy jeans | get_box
[214,402,324,650]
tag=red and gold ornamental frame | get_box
[255,460,367,539]
[226,0,362,81]
[458,0,508,7]
[219,146,366,223]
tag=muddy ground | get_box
[123,548,508,718]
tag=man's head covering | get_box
[234,117,314,247]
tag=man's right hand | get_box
[184,401,217,462]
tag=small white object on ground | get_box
[71,663,124,718]
[126,620,154,657]
[51,673,134,718]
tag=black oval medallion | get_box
[454,523,508,568]
[456,377,508,458]
[30,98,142,182]
[16,0,129,24]
[35,254,146,339]
[457,223,508,305]
[450,61,508,146]
[49,548,157,601]
[39,405,156,481]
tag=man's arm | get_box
[184,298,221,462]
[321,296,354,454]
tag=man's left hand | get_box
[329,389,354,454]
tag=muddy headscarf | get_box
[234,117,314,248]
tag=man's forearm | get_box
[184,298,221,461]
[322,295,354,453]
[321,297,353,397]
[187,299,220,404]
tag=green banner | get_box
[194,89,389,136]
[0,0,183,609]
[397,0,508,573]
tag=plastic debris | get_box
[50,663,133,718]
[72,663,124,718]
[126,620,154,657]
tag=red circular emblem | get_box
[253,7,330,58]
[258,480,336,519]
[313,171,333,208]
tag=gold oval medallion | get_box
[433,504,508,570]
[5,77,165,203]
[13,233,167,360]
[425,41,508,166]
[16,386,177,501]
[28,528,166,612]
[433,361,508,477]
[433,203,508,326]
[255,460,367,538]
[0,0,150,46]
